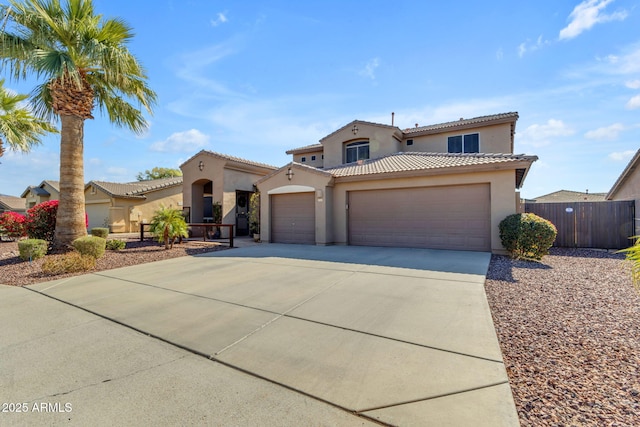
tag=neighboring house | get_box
[20,180,60,209]
[607,148,640,234]
[180,151,278,236]
[529,190,607,203]
[257,112,538,253]
[84,177,183,232]
[0,195,26,214]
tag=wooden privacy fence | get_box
[524,201,635,249]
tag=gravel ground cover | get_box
[0,237,227,287]
[485,247,640,427]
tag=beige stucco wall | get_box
[322,125,402,168]
[84,185,182,233]
[291,151,324,168]
[256,166,333,245]
[24,182,60,209]
[403,122,513,154]
[609,165,640,235]
[258,166,518,253]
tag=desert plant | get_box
[618,236,640,292]
[249,191,260,235]
[106,239,126,251]
[90,227,109,238]
[17,238,48,261]
[149,206,188,249]
[25,200,58,244]
[499,213,557,260]
[0,211,27,240]
[42,252,96,275]
[72,236,106,259]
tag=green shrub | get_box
[18,239,48,261]
[72,236,106,259]
[25,200,58,244]
[618,236,640,293]
[41,252,96,275]
[499,213,557,260]
[90,227,109,238]
[106,239,126,250]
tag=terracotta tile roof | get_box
[324,152,537,178]
[180,149,278,170]
[0,195,26,211]
[532,190,608,203]
[403,112,519,134]
[88,177,183,199]
[285,143,323,154]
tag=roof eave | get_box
[606,149,640,199]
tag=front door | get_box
[236,191,250,236]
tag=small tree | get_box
[249,192,260,235]
[149,206,188,249]
[136,167,182,181]
[0,211,27,240]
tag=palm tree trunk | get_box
[54,114,88,248]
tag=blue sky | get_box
[1,0,639,199]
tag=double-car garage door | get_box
[348,184,491,251]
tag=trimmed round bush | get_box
[90,227,109,238]
[499,213,557,260]
[42,252,96,275]
[106,239,126,250]
[18,239,48,261]
[72,236,106,259]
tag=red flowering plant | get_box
[25,200,58,244]
[0,211,27,240]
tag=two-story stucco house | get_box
[256,112,537,253]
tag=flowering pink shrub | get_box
[0,211,27,239]
[26,200,58,243]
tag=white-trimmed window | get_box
[448,133,479,153]
[345,141,370,163]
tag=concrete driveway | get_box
[1,244,519,426]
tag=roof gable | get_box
[607,149,640,199]
[180,149,278,171]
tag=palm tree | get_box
[0,78,56,157]
[0,0,156,247]
[149,206,188,250]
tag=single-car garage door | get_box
[348,184,491,251]
[271,192,315,244]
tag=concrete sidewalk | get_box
[2,245,519,426]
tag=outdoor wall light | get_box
[198,160,204,171]
[286,167,294,181]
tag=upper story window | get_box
[301,156,307,162]
[448,133,479,153]
[345,141,370,163]
[311,155,316,161]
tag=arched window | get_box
[345,141,370,163]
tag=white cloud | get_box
[625,79,640,89]
[150,129,211,153]
[559,0,627,40]
[584,123,624,140]
[518,119,575,147]
[626,94,640,109]
[608,149,636,161]
[496,48,504,61]
[518,35,548,58]
[359,58,380,80]
[211,12,228,27]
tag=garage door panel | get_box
[271,193,315,244]
[348,185,491,251]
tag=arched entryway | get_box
[189,179,214,224]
